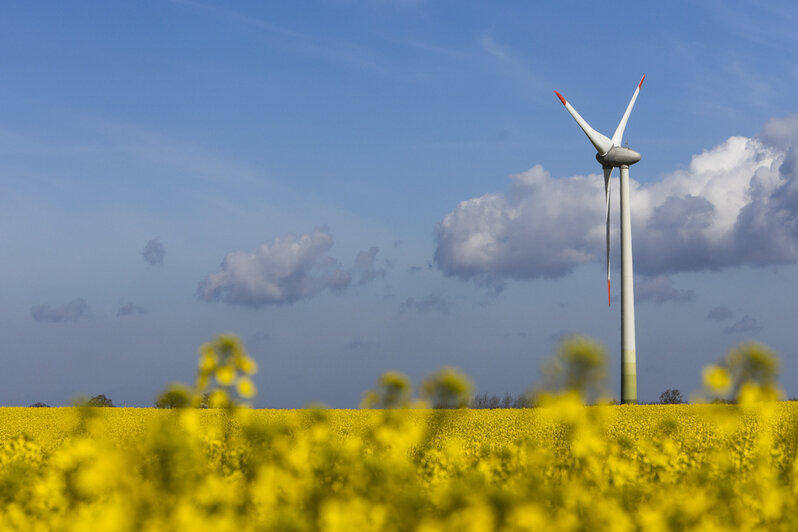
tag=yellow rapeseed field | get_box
[1,335,796,531]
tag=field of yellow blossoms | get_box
[1,335,796,531]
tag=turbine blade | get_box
[610,74,645,147]
[604,166,612,306]
[554,91,613,155]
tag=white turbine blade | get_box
[554,91,612,155]
[610,74,645,147]
[604,166,612,307]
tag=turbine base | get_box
[621,357,637,405]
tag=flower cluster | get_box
[1,336,796,531]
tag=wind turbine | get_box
[554,75,644,405]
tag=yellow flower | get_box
[208,388,229,408]
[215,365,236,386]
[238,356,258,375]
[702,364,731,395]
[237,377,256,399]
[198,345,218,373]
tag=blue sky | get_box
[2,0,798,407]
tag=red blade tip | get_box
[554,90,566,105]
[607,280,611,306]
[638,74,645,89]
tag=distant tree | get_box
[659,389,684,404]
[29,402,50,408]
[470,392,531,409]
[501,392,514,409]
[198,392,212,408]
[512,393,531,409]
[155,384,191,409]
[471,393,501,409]
[87,394,115,407]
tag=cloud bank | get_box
[435,115,798,285]
[31,298,90,323]
[197,228,351,307]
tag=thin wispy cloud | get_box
[400,295,448,314]
[93,121,267,188]
[477,30,548,95]
[635,276,695,304]
[31,298,90,323]
[713,1,798,54]
[353,246,388,285]
[478,33,508,60]
[724,315,761,335]
[176,0,384,73]
[0,119,276,197]
[117,302,147,317]
[707,306,734,322]
[347,338,380,351]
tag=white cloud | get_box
[435,115,798,284]
[435,164,603,285]
[197,228,351,307]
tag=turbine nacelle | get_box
[597,146,641,167]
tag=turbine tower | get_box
[554,75,645,405]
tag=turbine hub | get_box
[597,146,641,167]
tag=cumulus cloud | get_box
[724,315,761,334]
[435,115,798,284]
[31,298,89,323]
[197,228,351,307]
[400,295,448,314]
[141,239,166,265]
[117,302,147,317]
[707,306,735,322]
[435,164,602,285]
[353,246,387,285]
[635,276,694,304]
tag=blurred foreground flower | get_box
[361,370,413,409]
[702,342,781,402]
[154,333,258,409]
[535,335,609,404]
[420,367,472,409]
